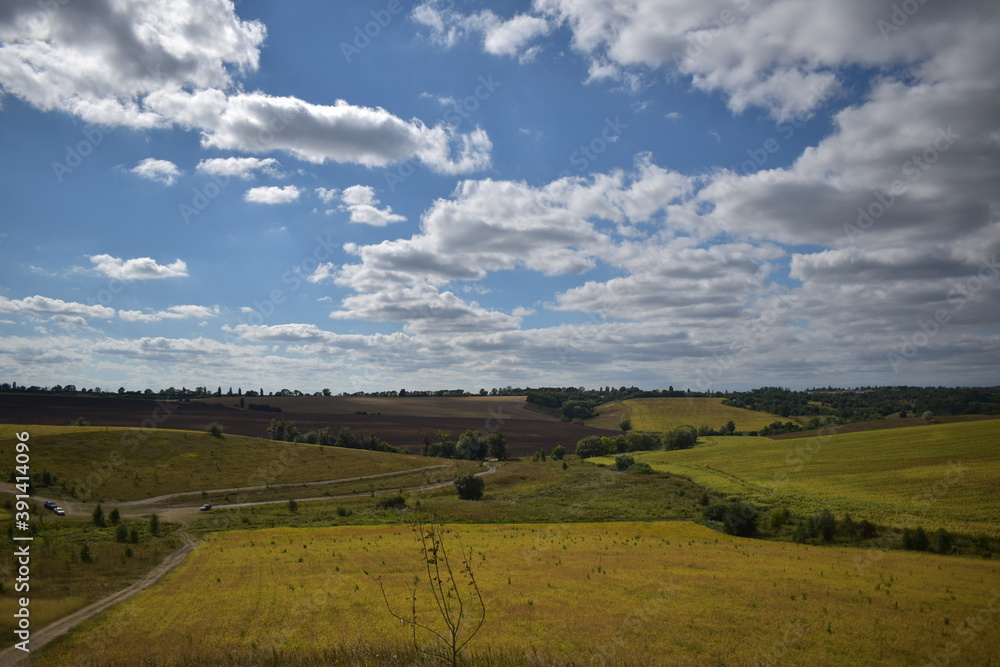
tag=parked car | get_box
[53,507,66,516]
[199,504,212,511]
[43,500,56,510]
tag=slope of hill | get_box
[0,425,435,502]
[36,521,1000,666]
[594,420,1000,536]
[587,397,795,432]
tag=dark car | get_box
[199,504,212,511]
[44,500,57,510]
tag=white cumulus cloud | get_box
[89,255,189,280]
[131,158,182,186]
[244,185,302,205]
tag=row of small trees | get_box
[267,419,403,454]
[420,430,506,461]
[575,425,699,458]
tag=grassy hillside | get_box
[593,420,1000,536]
[37,522,1000,666]
[0,425,435,502]
[587,397,794,432]
[194,395,555,420]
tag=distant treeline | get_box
[526,386,699,422]
[722,386,1000,421]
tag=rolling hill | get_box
[586,397,795,433]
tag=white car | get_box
[53,507,66,516]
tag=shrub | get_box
[612,454,635,471]
[108,508,121,525]
[626,462,654,475]
[206,421,224,437]
[903,527,929,551]
[618,418,632,432]
[80,544,93,563]
[702,503,728,522]
[92,504,106,528]
[722,501,760,538]
[335,506,352,517]
[454,474,485,501]
[661,425,698,451]
[769,507,791,529]
[70,416,90,426]
[857,519,877,539]
[810,509,837,542]
[288,499,299,513]
[574,436,605,459]
[934,528,954,554]
[375,494,407,510]
[115,523,129,543]
[551,445,566,461]
[149,513,160,537]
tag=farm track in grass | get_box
[0,425,440,503]
[35,522,1000,666]
[587,397,796,432]
[593,420,1000,536]
[0,394,616,457]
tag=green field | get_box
[593,420,1000,536]
[587,397,794,432]
[36,522,1000,666]
[0,425,438,502]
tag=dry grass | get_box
[587,397,794,432]
[37,522,1000,666]
[595,420,1000,536]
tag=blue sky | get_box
[1,0,997,393]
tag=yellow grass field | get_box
[37,522,1000,665]
[593,420,1000,536]
[0,425,437,502]
[587,397,794,433]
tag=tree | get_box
[288,499,298,513]
[551,445,566,461]
[612,454,635,471]
[456,430,488,461]
[661,425,698,450]
[369,525,486,667]
[722,501,759,538]
[149,513,160,537]
[92,504,105,527]
[575,435,605,459]
[810,508,837,542]
[454,473,485,500]
[618,418,632,432]
[108,508,121,525]
[921,411,935,422]
[267,418,300,442]
[115,523,129,543]
[724,420,736,435]
[206,421,224,437]
[487,432,507,460]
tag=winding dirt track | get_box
[0,464,499,661]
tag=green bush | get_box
[454,474,485,500]
[625,462,655,475]
[574,436,605,459]
[206,421,224,437]
[612,454,635,471]
[552,445,566,461]
[374,494,407,510]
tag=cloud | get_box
[196,157,280,180]
[244,185,302,205]
[202,92,492,174]
[337,185,406,226]
[89,255,188,280]
[306,262,337,284]
[315,187,338,204]
[118,305,220,323]
[131,158,182,186]
[329,282,524,334]
[0,0,265,128]
[0,295,114,325]
[414,2,551,59]
[0,0,490,175]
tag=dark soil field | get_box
[0,394,617,457]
